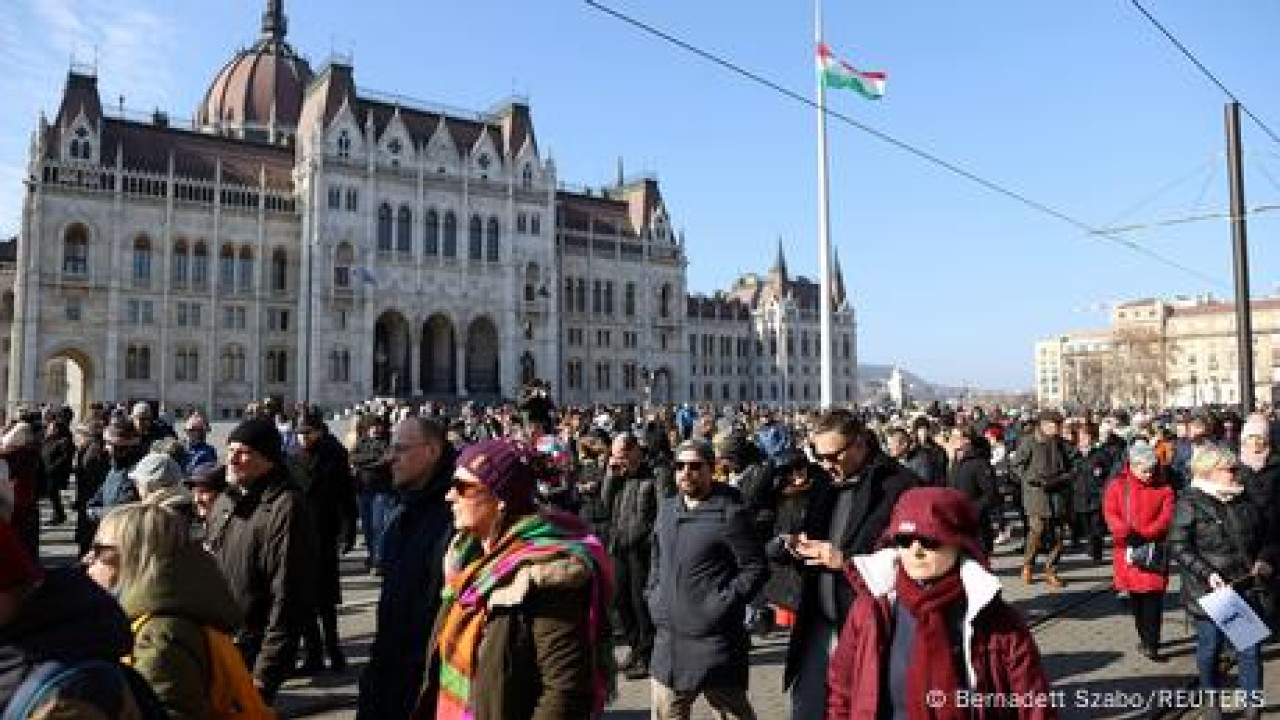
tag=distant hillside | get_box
[858,364,965,403]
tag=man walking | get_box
[205,417,315,703]
[779,409,917,720]
[1014,410,1074,588]
[357,416,456,720]
[608,432,660,680]
[647,440,768,720]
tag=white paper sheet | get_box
[1198,585,1272,651]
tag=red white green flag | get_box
[816,42,886,100]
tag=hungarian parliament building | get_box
[2,1,857,419]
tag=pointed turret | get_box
[262,0,286,42]
[769,236,788,283]
[832,247,847,308]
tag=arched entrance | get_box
[41,349,93,420]
[465,316,500,397]
[373,310,411,397]
[420,314,456,396]
[519,351,536,386]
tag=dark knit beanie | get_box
[227,417,284,464]
[455,438,538,514]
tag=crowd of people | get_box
[1,389,1277,720]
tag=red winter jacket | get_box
[1102,466,1175,593]
[827,549,1057,720]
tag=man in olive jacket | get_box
[1013,410,1074,588]
[206,417,315,703]
[647,439,767,719]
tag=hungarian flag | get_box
[816,42,886,100]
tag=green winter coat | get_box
[120,543,243,720]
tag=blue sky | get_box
[3,0,1279,391]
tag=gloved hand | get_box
[1125,531,1146,547]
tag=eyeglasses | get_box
[450,478,488,499]
[892,534,942,551]
[812,439,854,464]
[674,460,706,472]
[84,542,117,564]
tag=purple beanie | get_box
[455,438,538,511]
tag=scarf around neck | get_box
[894,565,968,720]
[435,509,615,720]
[1191,477,1245,504]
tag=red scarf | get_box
[895,565,967,720]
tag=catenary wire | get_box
[583,0,1228,288]
[1128,0,1280,147]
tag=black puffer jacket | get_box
[1169,484,1280,619]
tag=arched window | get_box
[125,344,151,380]
[468,215,483,260]
[219,245,235,290]
[563,278,575,312]
[237,247,253,293]
[576,279,587,313]
[842,335,851,359]
[522,163,534,188]
[337,130,351,158]
[270,248,287,293]
[397,206,412,254]
[424,209,439,256]
[172,240,189,287]
[443,212,457,257]
[62,224,88,276]
[265,349,288,384]
[192,242,209,287]
[132,235,152,285]
[659,283,672,319]
[330,348,351,382]
[485,217,499,262]
[377,203,393,252]
[624,282,636,316]
[175,347,199,382]
[334,243,354,288]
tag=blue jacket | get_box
[356,448,456,720]
[87,467,138,521]
[182,442,218,475]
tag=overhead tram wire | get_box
[583,0,1228,289]
[1129,0,1280,147]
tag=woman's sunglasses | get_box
[892,534,942,551]
[450,478,488,499]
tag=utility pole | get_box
[1226,102,1254,412]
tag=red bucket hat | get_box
[881,487,988,567]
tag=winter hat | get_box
[185,462,227,492]
[129,452,186,497]
[1128,441,1158,468]
[0,520,42,591]
[1242,414,1269,440]
[455,438,538,513]
[881,487,987,567]
[227,417,284,464]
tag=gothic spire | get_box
[832,246,847,308]
[770,236,788,280]
[262,0,287,42]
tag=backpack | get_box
[3,658,170,720]
[132,615,276,720]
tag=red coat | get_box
[826,549,1057,720]
[1102,466,1175,593]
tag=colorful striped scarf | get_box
[435,509,615,720]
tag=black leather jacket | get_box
[1170,484,1279,619]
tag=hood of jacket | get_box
[0,567,132,700]
[849,547,1003,688]
[119,542,244,632]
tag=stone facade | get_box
[6,2,857,418]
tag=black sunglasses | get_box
[674,460,706,471]
[892,534,942,551]
[812,439,853,464]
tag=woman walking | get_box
[1102,442,1174,661]
[1169,445,1275,720]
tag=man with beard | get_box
[356,416,456,720]
[205,417,314,703]
[295,411,358,673]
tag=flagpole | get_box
[815,0,835,410]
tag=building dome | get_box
[197,0,313,143]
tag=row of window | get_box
[688,381,855,403]
[121,344,302,384]
[334,130,539,190]
[76,298,291,332]
[688,331,854,360]
[61,226,291,294]
[561,361,657,393]
[561,278,673,318]
[375,205,506,262]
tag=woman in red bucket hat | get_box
[826,487,1056,720]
